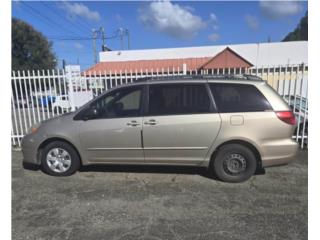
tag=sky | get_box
[12,1,308,70]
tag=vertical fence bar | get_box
[56,69,63,115]
[27,70,36,125]
[62,69,69,112]
[51,69,59,117]
[22,70,32,128]
[119,70,123,85]
[301,83,308,147]
[99,71,103,95]
[37,70,46,120]
[288,66,293,106]
[94,71,98,96]
[32,70,41,122]
[276,65,281,93]
[104,70,108,91]
[125,70,128,84]
[266,66,270,84]
[130,69,133,83]
[17,71,28,133]
[51,69,58,116]
[110,70,113,88]
[134,69,138,82]
[272,65,275,89]
[89,71,93,94]
[293,65,299,141]
[11,78,21,146]
[116,70,119,86]
[282,65,287,97]
[41,70,49,119]
[47,69,54,118]
[296,64,304,146]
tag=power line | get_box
[40,1,91,35]
[21,1,83,38]
[53,1,96,33]
[47,35,118,41]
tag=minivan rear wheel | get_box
[211,144,257,183]
[40,141,80,176]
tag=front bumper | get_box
[21,134,41,165]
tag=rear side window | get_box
[209,83,272,113]
[148,84,212,115]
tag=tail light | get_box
[275,111,296,125]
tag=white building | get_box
[98,41,308,69]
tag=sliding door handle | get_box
[144,119,158,125]
[126,120,140,127]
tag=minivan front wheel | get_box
[211,144,257,183]
[41,141,80,176]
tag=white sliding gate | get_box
[11,64,308,148]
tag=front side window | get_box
[209,83,272,113]
[148,83,212,116]
[90,86,142,118]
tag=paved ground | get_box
[12,150,307,240]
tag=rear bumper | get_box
[261,139,298,167]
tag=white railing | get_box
[11,64,308,148]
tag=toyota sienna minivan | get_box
[22,75,298,182]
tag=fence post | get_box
[183,63,187,75]
[65,65,81,111]
[66,69,75,111]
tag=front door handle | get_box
[144,119,158,125]
[126,120,140,127]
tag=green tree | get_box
[12,18,57,70]
[282,12,308,42]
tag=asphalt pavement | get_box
[12,150,307,240]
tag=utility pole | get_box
[92,29,98,64]
[118,28,124,50]
[117,27,130,50]
[126,29,130,50]
[100,27,106,51]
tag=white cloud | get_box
[60,2,100,22]
[208,33,220,42]
[259,1,303,19]
[138,0,206,39]
[74,42,84,50]
[209,13,219,30]
[209,13,218,22]
[245,14,259,31]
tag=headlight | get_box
[27,122,41,134]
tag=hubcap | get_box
[223,153,247,175]
[46,148,71,173]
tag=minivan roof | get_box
[135,74,264,84]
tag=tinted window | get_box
[91,86,142,118]
[148,84,212,115]
[209,83,272,113]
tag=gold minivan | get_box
[22,75,298,182]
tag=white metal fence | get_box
[11,64,308,148]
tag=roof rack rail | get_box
[135,74,263,82]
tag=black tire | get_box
[211,144,257,183]
[41,141,80,176]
